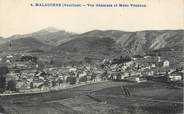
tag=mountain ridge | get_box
[0,29,183,60]
[2,27,76,46]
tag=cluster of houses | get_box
[97,55,181,83]
[106,55,183,83]
[0,53,183,94]
[0,54,107,93]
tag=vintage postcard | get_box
[0,0,183,114]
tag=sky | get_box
[0,0,183,37]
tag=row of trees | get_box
[111,56,131,64]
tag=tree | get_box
[0,76,6,93]
[90,72,96,81]
[51,81,56,87]
[79,76,87,83]
[123,56,131,62]
[0,66,9,93]
[30,82,34,89]
[66,77,76,85]
[0,66,9,75]
[101,70,108,80]
[7,80,16,91]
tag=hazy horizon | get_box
[1,27,184,38]
[0,0,183,37]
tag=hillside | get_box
[0,37,6,45]
[4,27,76,46]
[53,30,184,60]
[27,28,76,46]
[53,36,127,58]
[82,30,184,53]
[0,37,49,52]
[0,29,183,63]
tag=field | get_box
[0,81,183,114]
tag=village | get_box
[0,53,183,94]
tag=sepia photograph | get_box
[0,0,183,114]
